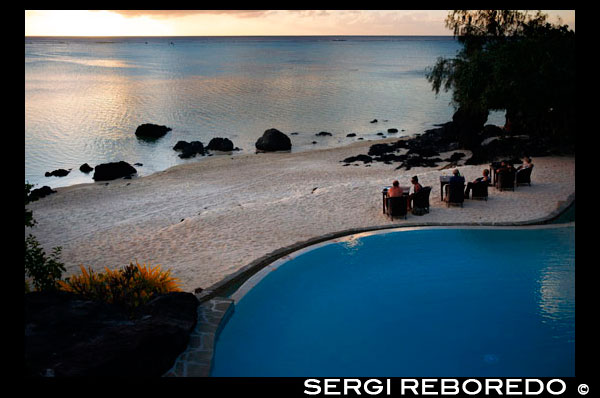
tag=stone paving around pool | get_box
[163,297,234,377]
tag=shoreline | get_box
[27,138,575,293]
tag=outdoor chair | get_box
[471,181,488,201]
[497,169,516,191]
[516,165,534,186]
[386,196,407,220]
[412,186,431,214]
[444,182,465,207]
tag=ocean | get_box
[25,36,505,189]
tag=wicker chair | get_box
[497,169,516,191]
[386,196,407,220]
[444,182,465,207]
[516,165,534,186]
[471,181,488,201]
[412,186,431,213]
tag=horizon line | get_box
[25,34,457,38]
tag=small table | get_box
[382,186,410,214]
[439,176,451,201]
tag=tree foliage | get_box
[426,10,575,142]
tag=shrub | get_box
[58,261,181,312]
[25,234,66,292]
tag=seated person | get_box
[407,176,423,210]
[449,168,465,183]
[445,169,465,201]
[387,180,403,197]
[516,157,533,170]
[464,169,490,199]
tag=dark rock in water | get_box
[357,137,364,140]
[174,141,205,158]
[342,154,373,164]
[79,163,94,173]
[134,123,172,139]
[28,186,57,201]
[24,290,198,377]
[291,132,299,135]
[134,163,143,167]
[45,169,70,177]
[173,141,189,151]
[376,132,384,136]
[315,131,332,136]
[206,137,234,152]
[255,128,292,151]
[312,141,317,144]
[387,128,399,133]
[93,161,137,181]
[346,133,356,137]
[370,119,378,123]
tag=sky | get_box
[25,10,575,37]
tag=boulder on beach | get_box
[387,128,399,133]
[25,290,198,377]
[315,131,332,137]
[79,163,94,173]
[346,133,357,137]
[206,137,235,152]
[93,161,137,181]
[255,128,292,152]
[45,169,70,177]
[134,123,172,139]
[370,119,378,123]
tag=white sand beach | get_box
[26,138,575,293]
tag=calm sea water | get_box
[25,36,505,189]
[211,226,575,376]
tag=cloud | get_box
[108,10,270,19]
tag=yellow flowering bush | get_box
[59,261,180,312]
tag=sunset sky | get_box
[25,10,575,37]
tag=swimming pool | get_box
[210,225,575,377]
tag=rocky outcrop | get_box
[44,169,70,177]
[206,137,234,152]
[24,291,199,377]
[255,128,292,152]
[93,161,137,181]
[134,123,172,139]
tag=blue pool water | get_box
[210,226,575,377]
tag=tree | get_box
[426,10,575,147]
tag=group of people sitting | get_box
[460,156,533,199]
[386,175,423,211]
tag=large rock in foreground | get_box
[135,123,172,139]
[25,291,199,377]
[255,128,292,152]
[93,161,137,181]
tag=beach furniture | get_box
[412,186,432,213]
[444,182,465,207]
[497,169,516,191]
[381,186,410,214]
[516,165,534,186]
[470,181,489,201]
[386,196,408,220]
